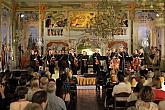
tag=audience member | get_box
[10,86,30,110]
[27,78,40,101]
[40,77,49,90]
[158,100,165,110]
[44,67,51,79]
[46,81,67,110]
[32,91,48,110]
[112,73,132,96]
[136,86,158,110]
[127,81,143,102]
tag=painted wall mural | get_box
[1,7,11,45]
[69,11,95,28]
[45,11,67,36]
[16,12,39,50]
[1,7,12,70]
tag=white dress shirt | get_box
[112,82,132,96]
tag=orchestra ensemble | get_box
[29,46,161,77]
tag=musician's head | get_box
[32,50,35,55]
[69,49,72,53]
[51,50,55,54]
[134,49,138,54]
[83,51,87,55]
[34,50,38,55]
[112,48,116,52]
[48,49,52,55]
[139,48,144,54]
[61,50,65,54]
[119,46,124,52]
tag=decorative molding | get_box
[108,41,128,49]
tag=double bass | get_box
[74,57,78,67]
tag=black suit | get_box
[92,53,100,74]
[81,55,89,74]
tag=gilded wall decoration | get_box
[47,41,69,51]
[16,12,39,50]
[45,11,67,36]
[69,11,95,28]
[1,7,11,45]
[45,11,67,28]
[1,7,12,69]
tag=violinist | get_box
[49,50,56,75]
[118,46,127,75]
[139,48,145,66]
[33,50,42,72]
[68,49,78,75]
[92,49,100,74]
[81,51,89,74]
[30,50,35,71]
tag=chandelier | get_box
[90,0,124,39]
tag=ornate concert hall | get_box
[0,0,165,110]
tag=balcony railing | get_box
[46,27,64,36]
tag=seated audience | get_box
[158,100,165,110]
[44,67,51,79]
[127,81,143,110]
[40,77,49,90]
[136,86,158,110]
[112,73,132,96]
[46,81,67,110]
[27,78,40,101]
[32,91,48,110]
[143,73,153,86]
[127,81,143,102]
[32,72,40,79]
[0,83,5,110]
[152,77,165,101]
[10,86,30,110]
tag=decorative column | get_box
[129,2,136,54]
[11,1,17,68]
[160,27,165,71]
[39,4,47,55]
[0,0,2,52]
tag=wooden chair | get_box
[113,92,130,110]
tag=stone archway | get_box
[108,41,128,49]
[47,41,69,51]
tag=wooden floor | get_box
[76,90,105,110]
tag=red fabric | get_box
[153,89,165,101]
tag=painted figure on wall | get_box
[45,11,67,36]
[1,7,11,70]
[70,12,95,28]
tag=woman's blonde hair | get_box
[30,78,39,89]
[40,77,49,90]
[32,72,40,79]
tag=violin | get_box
[95,57,100,65]
[74,57,78,67]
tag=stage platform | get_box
[76,74,96,86]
